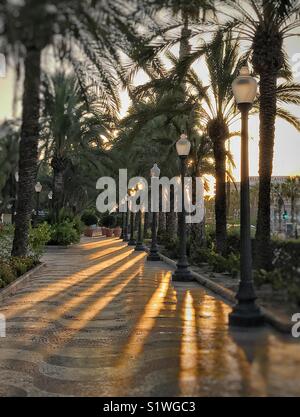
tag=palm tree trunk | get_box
[166,211,177,241]
[278,200,283,232]
[158,212,166,241]
[213,138,227,255]
[53,168,64,221]
[291,195,295,225]
[12,46,41,257]
[51,155,68,222]
[255,73,277,270]
[143,211,150,238]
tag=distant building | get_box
[227,176,299,236]
[232,176,289,189]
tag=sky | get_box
[0,31,299,182]
[118,36,300,181]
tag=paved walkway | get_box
[0,237,299,397]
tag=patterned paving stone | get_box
[0,236,299,397]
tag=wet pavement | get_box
[0,237,299,397]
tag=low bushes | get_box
[48,219,83,246]
[29,222,52,260]
[254,239,300,305]
[0,223,50,289]
[161,234,240,278]
[100,212,116,228]
[0,257,37,289]
[81,209,99,227]
[48,209,84,246]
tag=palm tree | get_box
[197,30,243,254]
[0,0,145,256]
[0,121,19,218]
[224,0,300,268]
[41,71,113,221]
[282,176,300,232]
[2,0,58,256]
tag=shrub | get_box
[226,231,240,255]
[29,223,52,260]
[81,210,98,226]
[190,247,211,266]
[164,237,179,259]
[49,220,81,246]
[100,212,116,228]
[0,256,36,288]
[271,239,300,272]
[226,253,240,278]
[0,260,16,285]
[72,216,84,235]
[0,224,14,258]
[10,257,35,277]
[208,252,228,273]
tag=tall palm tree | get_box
[224,0,300,268]
[282,176,300,230]
[0,0,146,256]
[198,30,243,254]
[0,121,19,218]
[41,71,112,221]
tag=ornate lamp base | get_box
[147,252,160,261]
[128,239,136,246]
[229,302,265,327]
[135,243,146,251]
[172,266,193,282]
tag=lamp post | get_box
[123,201,129,242]
[35,182,42,225]
[134,183,146,251]
[135,210,146,251]
[148,163,160,261]
[48,190,53,213]
[172,134,193,282]
[120,194,129,241]
[229,66,264,327]
[120,212,125,240]
[128,187,136,246]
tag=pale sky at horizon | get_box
[0,33,299,181]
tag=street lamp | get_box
[128,187,137,246]
[134,182,146,252]
[122,195,129,242]
[35,182,42,224]
[172,133,193,282]
[148,163,160,261]
[229,66,264,327]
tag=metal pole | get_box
[172,155,192,282]
[120,212,125,239]
[135,210,146,251]
[229,103,264,327]
[35,192,40,226]
[128,210,136,246]
[123,210,129,242]
[148,210,160,261]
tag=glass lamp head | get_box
[176,133,191,156]
[150,163,160,178]
[35,182,42,193]
[232,66,257,105]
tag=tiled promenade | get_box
[0,237,299,396]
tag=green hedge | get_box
[0,257,37,289]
